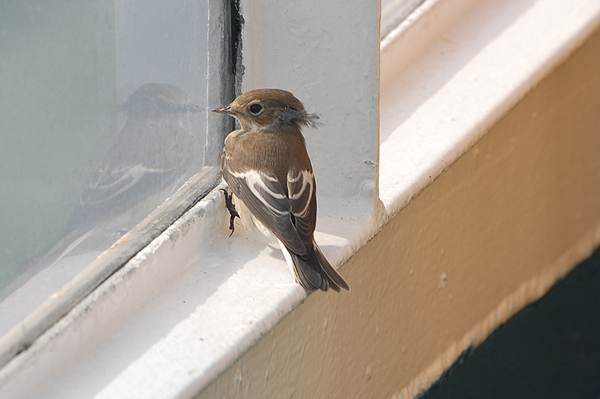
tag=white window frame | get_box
[1,0,600,398]
[0,0,234,358]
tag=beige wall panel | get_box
[197,27,600,399]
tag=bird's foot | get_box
[221,188,240,237]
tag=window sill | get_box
[379,0,600,217]
[2,0,600,398]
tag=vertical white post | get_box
[239,0,381,223]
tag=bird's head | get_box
[213,89,319,132]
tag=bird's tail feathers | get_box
[281,241,350,292]
[313,243,350,292]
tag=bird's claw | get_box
[221,188,240,237]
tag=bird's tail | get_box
[282,241,350,292]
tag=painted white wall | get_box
[239,0,381,220]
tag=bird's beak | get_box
[212,106,232,115]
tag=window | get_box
[0,0,235,369]
[1,0,381,396]
[3,0,598,398]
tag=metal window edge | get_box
[0,167,221,397]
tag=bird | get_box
[214,89,350,292]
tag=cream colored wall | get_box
[196,27,600,399]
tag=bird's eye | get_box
[249,104,263,115]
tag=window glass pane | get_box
[0,0,210,337]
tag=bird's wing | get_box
[287,169,317,249]
[223,163,310,257]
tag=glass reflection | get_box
[0,0,209,338]
[39,83,200,266]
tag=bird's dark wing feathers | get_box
[287,169,316,250]
[223,163,310,257]
[224,156,350,292]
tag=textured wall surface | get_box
[197,26,600,399]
